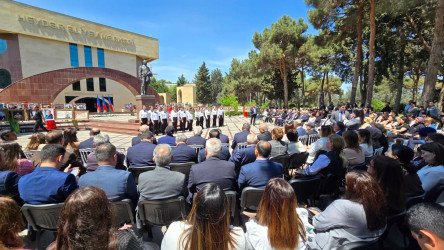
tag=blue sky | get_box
[16,0,316,83]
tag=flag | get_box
[107,95,114,113]
[101,95,108,113]
[96,95,102,113]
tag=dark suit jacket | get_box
[86,151,126,171]
[220,133,229,144]
[238,159,283,191]
[138,166,186,201]
[158,135,176,146]
[132,136,157,146]
[187,135,206,146]
[229,145,257,174]
[79,137,94,149]
[306,129,318,135]
[257,131,272,141]
[171,144,198,163]
[199,147,230,162]
[127,141,156,167]
[78,165,138,205]
[188,157,236,201]
[231,130,250,149]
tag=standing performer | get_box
[212,106,217,127]
[160,107,168,135]
[218,105,225,127]
[205,106,211,129]
[179,107,187,132]
[139,105,148,125]
[151,107,159,135]
[171,106,179,132]
[147,106,153,132]
[187,108,194,131]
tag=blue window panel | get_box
[69,43,79,67]
[84,46,92,67]
[97,48,105,68]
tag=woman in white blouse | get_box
[161,183,245,250]
[357,129,373,159]
[417,142,444,193]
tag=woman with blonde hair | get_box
[269,127,288,158]
[0,197,25,249]
[162,183,245,250]
[0,142,34,176]
[305,134,347,176]
[245,178,312,249]
[24,132,46,151]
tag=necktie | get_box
[339,112,343,121]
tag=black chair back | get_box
[240,187,265,212]
[288,152,309,170]
[225,190,237,220]
[406,193,425,208]
[21,203,63,231]
[424,184,444,203]
[289,176,321,204]
[298,135,308,146]
[128,166,155,184]
[308,134,320,145]
[111,199,135,226]
[269,154,289,175]
[189,145,205,155]
[138,197,186,227]
[79,148,95,166]
[169,162,194,184]
[348,162,367,172]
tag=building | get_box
[0,0,159,111]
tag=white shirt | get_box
[147,110,152,121]
[417,164,444,193]
[160,111,167,120]
[139,110,147,119]
[218,108,225,116]
[212,109,217,116]
[161,221,246,250]
[179,110,187,118]
[151,111,159,121]
[186,111,193,120]
[205,109,211,116]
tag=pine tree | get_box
[210,68,223,103]
[195,62,212,104]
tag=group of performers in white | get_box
[138,105,225,135]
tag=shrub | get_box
[371,99,385,112]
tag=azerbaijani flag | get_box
[96,95,102,113]
[101,95,108,113]
[107,95,114,113]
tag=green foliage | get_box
[210,69,224,103]
[371,99,385,112]
[219,95,239,107]
[246,100,257,106]
[150,78,170,94]
[261,102,270,109]
[195,62,212,104]
[168,85,177,102]
[176,74,187,87]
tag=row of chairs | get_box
[297,134,320,146]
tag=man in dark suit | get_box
[132,125,158,146]
[188,138,237,202]
[330,103,350,124]
[229,133,258,174]
[250,105,258,125]
[86,134,126,171]
[171,134,197,163]
[218,129,230,144]
[199,129,230,162]
[231,123,251,151]
[79,128,101,149]
[305,123,318,135]
[238,141,283,192]
[126,130,156,167]
[158,126,176,146]
[257,123,272,141]
[187,126,206,146]
[79,143,138,205]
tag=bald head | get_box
[153,144,172,167]
[255,141,271,158]
[259,123,268,133]
[246,133,258,145]
[90,128,100,137]
[139,125,149,132]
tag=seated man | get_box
[199,129,230,162]
[79,143,138,205]
[407,203,444,250]
[187,126,206,146]
[79,128,100,149]
[231,123,251,151]
[138,144,187,201]
[238,141,283,192]
[229,133,258,174]
[126,130,156,167]
[171,134,197,163]
[86,134,126,171]
[305,123,318,135]
[18,144,78,204]
[188,138,236,202]
[257,123,272,141]
[132,124,158,146]
[158,126,176,146]
[218,129,230,144]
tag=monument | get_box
[136,60,156,107]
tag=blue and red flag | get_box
[101,95,108,113]
[107,95,114,113]
[96,95,102,113]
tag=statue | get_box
[138,60,153,95]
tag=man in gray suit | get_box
[330,104,349,124]
[138,144,187,202]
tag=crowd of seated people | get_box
[1,99,444,249]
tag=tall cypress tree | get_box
[195,62,211,104]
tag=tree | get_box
[365,0,377,106]
[210,68,223,103]
[252,15,308,107]
[176,74,187,87]
[195,62,212,104]
[168,85,177,102]
[149,78,169,93]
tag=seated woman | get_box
[417,143,444,193]
[304,134,347,176]
[343,131,365,166]
[269,127,288,158]
[162,183,245,249]
[308,171,386,249]
[24,133,46,151]
[357,129,373,160]
[385,144,424,197]
[405,117,425,137]
[307,126,332,164]
[0,197,24,249]
[334,121,345,136]
[245,178,312,249]
[367,155,406,215]
[286,129,307,154]
[0,142,34,176]
[64,128,81,156]
[384,115,396,130]
[393,117,410,135]
[48,186,149,250]
[344,109,363,131]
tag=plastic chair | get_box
[128,166,155,184]
[379,210,408,249]
[111,199,135,226]
[79,148,95,166]
[21,203,63,243]
[288,152,309,170]
[269,154,289,175]
[225,190,237,221]
[308,134,320,145]
[289,176,321,205]
[337,239,379,250]
[240,187,265,212]
[169,162,194,184]
[406,193,425,208]
[23,150,39,160]
[237,142,248,150]
[424,184,444,203]
[189,144,205,155]
[298,135,309,146]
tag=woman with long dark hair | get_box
[63,128,80,156]
[48,186,146,250]
[417,142,444,193]
[245,178,311,249]
[342,131,365,166]
[162,183,245,250]
[0,142,34,176]
[367,155,406,214]
[308,171,386,249]
[357,129,373,159]
[0,197,24,249]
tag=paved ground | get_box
[16,115,278,150]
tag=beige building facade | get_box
[0,0,159,111]
[177,84,196,104]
